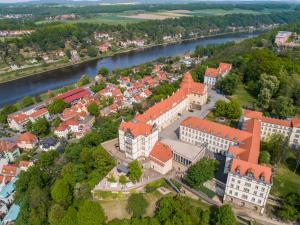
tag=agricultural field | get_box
[35,7,295,25]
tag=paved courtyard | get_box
[160,89,227,141]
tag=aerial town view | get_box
[1,0,300,225]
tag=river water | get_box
[0,32,258,107]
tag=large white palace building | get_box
[119,72,208,160]
[118,70,300,214]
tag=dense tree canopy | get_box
[186,157,219,188]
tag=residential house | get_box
[39,138,59,151]
[149,141,173,175]
[0,141,20,163]
[204,62,232,88]
[16,132,38,150]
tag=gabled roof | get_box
[0,141,17,152]
[57,87,90,104]
[149,141,173,164]
[7,113,29,125]
[218,63,232,74]
[1,165,17,176]
[119,120,153,138]
[16,132,37,144]
[204,68,219,78]
[30,108,48,118]
[231,159,272,184]
[18,161,33,168]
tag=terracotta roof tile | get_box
[149,141,173,164]
[231,159,272,184]
[120,121,153,138]
[16,132,37,144]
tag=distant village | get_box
[275,30,300,49]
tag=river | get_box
[0,32,258,107]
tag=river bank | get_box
[0,31,260,106]
[0,29,261,84]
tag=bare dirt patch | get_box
[123,11,189,20]
[169,10,192,13]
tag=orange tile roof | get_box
[244,109,292,127]
[181,116,271,183]
[231,159,272,184]
[1,165,17,176]
[135,72,205,124]
[19,160,32,168]
[218,63,232,74]
[149,141,173,165]
[0,141,17,152]
[30,108,48,118]
[181,117,252,143]
[119,120,153,138]
[205,68,219,78]
[243,110,263,119]
[16,132,37,144]
[261,117,291,127]
[291,118,300,128]
[8,113,29,125]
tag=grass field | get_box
[271,164,300,197]
[230,83,256,107]
[95,190,172,221]
[35,7,294,25]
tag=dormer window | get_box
[259,173,265,183]
[246,169,254,178]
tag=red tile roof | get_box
[291,118,300,128]
[244,109,293,127]
[181,117,252,143]
[57,87,90,104]
[218,63,232,74]
[120,120,153,138]
[149,141,173,166]
[0,141,17,152]
[135,72,205,124]
[205,68,219,78]
[19,161,32,168]
[30,108,48,119]
[16,132,37,144]
[8,113,29,125]
[181,116,271,183]
[1,165,17,176]
[231,159,272,184]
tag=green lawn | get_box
[271,164,300,197]
[36,14,144,25]
[182,8,261,17]
[230,83,256,107]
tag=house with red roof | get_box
[7,108,50,132]
[18,161,33,171]
[0,164,19,185]
[98,43,110,53]
[149,141,173,175]
[204,62,232,87]
[0,141,20,163]
[54,119,91,139]
[56,87,91,104]
[16,132,38,149]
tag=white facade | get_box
[179,125,236,154]
[204,76,217,87]
[119,129,158,160]
[150,158,172,175]
[224,172,271,214]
